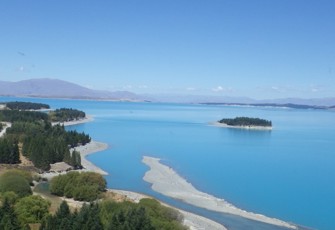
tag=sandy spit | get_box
[210,121,273,130]
[142,156,296,229]
[109,189,227,230]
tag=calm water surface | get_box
[1,97,334,230]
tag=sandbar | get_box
[142,156,296,229]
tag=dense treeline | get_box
[65,130,91,148]
[40,201,102,230]
[6,121,89,170]
[8,121,90,147]
[41,199,187,230]
[0,123,3,132]
[50,172,106,202]
[6,101,50,110]
[49,108,86,122]
[0,110,49,123]
[219,117,272,127]
[0,137,20,164]
[0,104,90,170]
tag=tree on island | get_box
[219,117,272,127]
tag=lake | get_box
[1,97,334,230]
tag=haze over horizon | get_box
[1,1,334,100]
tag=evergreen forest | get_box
[0,102,90,170]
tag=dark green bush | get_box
[50,171,106,202]
[0,171,32,198]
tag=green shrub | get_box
[0,171,32,198]
[5,169,34,186]
[14,195,50,226]
[0,191,19,206]
[50,172,106,202]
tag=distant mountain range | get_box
[0,78,140,101]
[145,94,335,107]
[0,78,334,108]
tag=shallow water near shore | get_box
[1,97,334,230]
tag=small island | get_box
[217,117,272,130]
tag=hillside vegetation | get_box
[0,169,187,230]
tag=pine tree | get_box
[0,198,21,230]
[55,201,70,219]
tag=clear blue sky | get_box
[1,0,334,99]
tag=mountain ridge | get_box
[0,78,140,101]
[1,78,334,106]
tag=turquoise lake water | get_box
[1,97,334,230]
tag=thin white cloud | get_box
[186,87,197,91]
[138,85,148,89]
[212,86,224,92]
[16,65,28,72]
